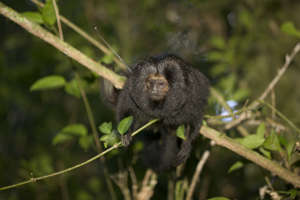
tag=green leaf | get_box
[100,132,119,148]
[42,0,56,26]
[60,124,87,136]
[263,131,282,152]
[259,147,271,159]
[281,22,300,38]
[99,122,113,135]
[228,161,243,173]
[176,125,186,140]
[100,54,114,64]
[22,12,44,24]
[210,36,226,49]
[232,88,250,101]
[236,134,265,149]
[52,133,73,145]
[208,197,230,200]
[65,80,80,98]
[30,75,66,91]
[117,116,133,135]
[79,136,93,151]
[256,123,265,138]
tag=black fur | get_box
[105,54,209,171]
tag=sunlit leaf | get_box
[281,22,300,38]
[176,125,186,140]
[42,0,56,26]
[256,123,265,138]
[263,131,282,152]
[236,134,265,149]
[99,122,112,135]
[22,12,44,24]
[100,132,119,148]
[117,116,133,135]
[228,161,244,173]
[30,75,66,91]
[259,147,271,159]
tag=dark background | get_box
[0,0,300,199]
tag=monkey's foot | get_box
[174,144,191,166]
[121,134,132,147]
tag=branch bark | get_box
[0,1,299,190]
[200,126,300,188]
[0,2,124,89]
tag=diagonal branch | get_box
[0,2,124,89]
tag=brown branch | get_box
[200,126,300,188]
[1,0,299,191]
[0,2,124,89]
[31,0,128,70]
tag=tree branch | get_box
[0,2,124,89]
[200,126,300,188]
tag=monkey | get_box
[102,54,209,171]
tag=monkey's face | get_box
[145,74,169,101]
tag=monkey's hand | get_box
[174,141,192,166]
[121,134,132,147]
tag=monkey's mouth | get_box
[150,93,166,101]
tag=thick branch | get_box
[0,2,124,89]
[200,126,300,188]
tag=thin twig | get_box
[185,150,210,200]
[0,2,124,89]
[260,100,300,134]
[31,0,127,70]
[75,74,117,200]
[225,43,300,130]
[0,119,159,191]
[51,0,63,40]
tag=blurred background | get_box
[0,0,300,199]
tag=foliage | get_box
[1,0,300,200]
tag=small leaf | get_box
[228,161,243,173]
[210,36,226,49]
[30,75,66,91]
[117,116,133,135]
[236,134,265,149]
[176,125,186,140]
[256,123,265,138]
[263,131,282,152]
[99,122,112,135]
[281,22,300,38]
[42,0,56,26]
[259,147,272,159]
[100,54,114,64]
[22,12,44,24]
[60,124,87,136]
[65,80,80,98]
[100,132,119,148]
[208,197,230,200]
[52,133,73,145]
[79,136,93,151]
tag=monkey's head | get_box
[126,54,189,116]
[145,74,169,101]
